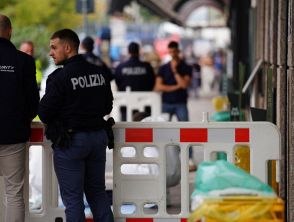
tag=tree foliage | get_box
[1,0,82,32]
[11,26,51,68]
[1,0,83,69]
[0,0,17,9]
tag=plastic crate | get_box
[189,196,284,222]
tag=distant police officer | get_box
[38,29,114,222]
[114,42,155,91]
[81,36,113,81]
[0,14,39,222]
[114,42,155,120]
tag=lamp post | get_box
[82,0,88,35]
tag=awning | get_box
[108,0,229,27]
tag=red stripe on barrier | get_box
[30,128,44,142]
[235,128,249,142]
[126,128,153,142]
[181,219,187,222]
[180,128,208,142]
[126,218,153,222]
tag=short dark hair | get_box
[81,36,94,52]
[51,29,80,51]
[168,41,179,49]
[128,42,139,55]
[0,14,11,33]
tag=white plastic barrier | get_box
[0,122,66,222]
[112,121,281,221]
[24,122,66,222]
[111,89,162,121]
[0,121,281,222]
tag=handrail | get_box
[242,59,263,93]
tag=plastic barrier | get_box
[0,122,65,222]
[0,120,281,222]
[112,120,281,221]
[25,122,66,221]
[111,88,162,121]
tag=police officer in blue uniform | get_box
[81,36,113,81]
[114,42,155,91]
[38,29,114,222]
[114,42,155,120]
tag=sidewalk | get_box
[167,92,219,214]
[188,94,216,122]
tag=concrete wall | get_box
[255,0,294,220]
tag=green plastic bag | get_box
[210,111,245,122]
[193,160,275,196]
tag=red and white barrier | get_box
[112,121,280,221]
[0,122,65,222]
[25,122,66,222]
[0,120,281,222]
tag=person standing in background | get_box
[0,14,39,222]
[114,42,155,91]
[80,36,113,81]
[191,57,202,98]
[114,42,155,120]
[20,41,43,89]
[212,49,226,92]
[20,41,44,210]
[155,41,196,171]
[154,41,192,121]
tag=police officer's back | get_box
[38,29,114,222]
[39,57,113,127]
[39,38,113,129]
[114,42,155,91]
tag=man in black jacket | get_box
[0,14,39,222]
[38,29,114,222]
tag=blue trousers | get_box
[162,103,189,121]
[162,103,192,158]
[53,129,114,222]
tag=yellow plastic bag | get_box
[189,196,284,222]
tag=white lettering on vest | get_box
[122,67,147,76]
[71,74,106,90]
[71,78,79,90]
[0,65,15,72]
